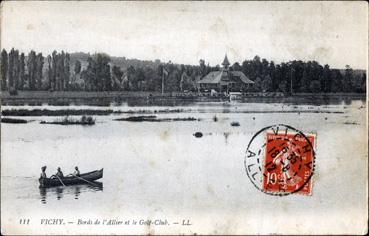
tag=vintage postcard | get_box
[0,1,367,235]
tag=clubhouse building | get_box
[197,55,254,93]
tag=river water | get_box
[1,99,367,234]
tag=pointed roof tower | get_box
[222,54,230,68]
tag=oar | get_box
[72,174,98,186]
[56,175,66,187]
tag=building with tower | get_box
[197,55,254,94]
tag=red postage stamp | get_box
[245,124,316,196]
[262,132,315,195]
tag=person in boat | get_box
[73,166,80,177]
[51,167,64,179]
[40,166,47,179]
[65,166,81,177]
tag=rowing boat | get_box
[39,169,103,187]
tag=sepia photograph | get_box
[0,1,367,235]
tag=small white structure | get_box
[210,89,218,97]
[229,92,242,100]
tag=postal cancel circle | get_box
[244,124,315,196]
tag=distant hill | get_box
[68,52,367,75]
[36,51,363,76]
[68,52,163,71]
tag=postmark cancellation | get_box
[245,124,316,196]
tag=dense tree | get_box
[51,50,57,90]
[36,53,44,90]
[343,65,354,92]
[360,73,366,93]
[261,75,273,92]
[27,51,37,90]
[309,80,321,93]
[351,69,365,93]
[269,61,276,91]
[82,53,111,91]
[300,65,309,92]
[8,48,15,89]
[97,54,111,91]
[64,53,70,90]
[1,49,8,90]
[47,55,52,90]
[278,80,288,93]
[133,67,145,91]
[331,69,343,92]
[199,59,211,77]
[180,71,196,91]
[166,68,180,92]
[13,49,20,90]
[84,57,96,91]
[57,51,65,90]
[74,60,81,74]
[19,53,25,90]
[143,66,160,91]
[253,77,262,92]
[111,65,123,90]
[321,65,331,93]
[232,62,242,72]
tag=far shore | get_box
[0,90,365,106]
[0,108,346,117]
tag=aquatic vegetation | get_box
[114,116,198,122]
[40,116,95,125]
[1,118,28,123]
[3,109,115,116]
[231,121,240,127]
[343,121,358,125]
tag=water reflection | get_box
[56,186,63,200]
[223,132,230,144]
[74,185,81,200]
[39,182,103,204]
[39,187,46,204]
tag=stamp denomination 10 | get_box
[245,124,315,196]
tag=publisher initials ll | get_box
[182,220,191,226]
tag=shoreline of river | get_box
[0,91,365,106]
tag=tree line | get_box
[0,48,366,94]
[238,56,366,93]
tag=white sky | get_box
[1,1,367,69]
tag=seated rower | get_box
[51,167,64,179]
[66,166,81,177]
[73,166,80,176]
[40,166,47,178]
